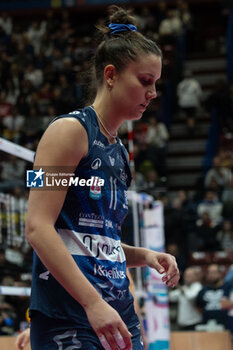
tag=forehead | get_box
[126,53,162,79]
[208,266,220,273]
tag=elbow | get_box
[25,218,40,245]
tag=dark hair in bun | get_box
[94,5,162,86]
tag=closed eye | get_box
[140,79,153,86]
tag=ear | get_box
[104,64,117,88]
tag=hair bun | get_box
[108,5,137,27]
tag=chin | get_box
[128,111,144,121]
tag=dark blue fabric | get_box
[196,282,231,327]
[30,311,143,350]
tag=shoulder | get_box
[35,113,88,166]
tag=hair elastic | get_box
[108,23,137,35]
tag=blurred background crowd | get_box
[0,0,233,338]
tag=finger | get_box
[166,273,180,287]
[98,334,112,350]
[166,261,179,280]
[152,260,166,274]
[105,330,121,350]
[114,331,126,349]
[117,325,132,350]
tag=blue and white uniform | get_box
[30,106,143,349]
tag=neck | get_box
[92,94,123,140]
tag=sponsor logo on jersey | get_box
[94,264,126,279]
[93,139,105,149]
[58,230,126,262]
[78,218,104,229]
[105,219,113,229]
[109,156,115,166]
[119,168,128,182]
[123,190,128,209]
[89,184,102,200]
[78,212,104,229]
[91,158,102,170]
[69,110,81,115]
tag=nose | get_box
[146,86,157,100]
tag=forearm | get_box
[122,244,150,267]
[26,224,102,310]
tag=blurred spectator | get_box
[204,156,231,189]
[222,174,233,219]
[2,106,25,143]
[196,212,221,251]
[38,82,53,115]
[24,63,43,89]
[169,266,202,330]
[0,155,26,191]
[221,290,233,338]
[206,79,233,132]
[146,115,169,179]
[196,190,223,227]
[26,21,46,55]
[0,275,17,335]
[177,70,202,134]
[155,1,167,32]
[16,94,29,117]
[0,12,13,35]
[217,220,233,252]
[159,9,183,41]
[5,78,19,105]
[196,264,231,329]
[164,196,189,260]
[0,91,12,118]
[20,106,43,149]
[141,168,161,197]
[42,105,56,131]
[176,0,192,32]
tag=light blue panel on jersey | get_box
[149,340,169,350]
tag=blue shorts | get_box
[30,311,144,350]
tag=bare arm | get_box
[26,118,101,309]
[15,328,30,350]
[122,244,180,287]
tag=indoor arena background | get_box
[0,0,233,349]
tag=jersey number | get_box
[53,330,82,350]
[109,177,117,210]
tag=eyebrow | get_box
[140,73,155,78]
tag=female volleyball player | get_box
[26,6,179,350]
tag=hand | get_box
[221,297,233,310]
[85,298,132,350]
[15,328,30,350]
[145,251,180,287]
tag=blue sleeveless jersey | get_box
[30,106,138,327]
